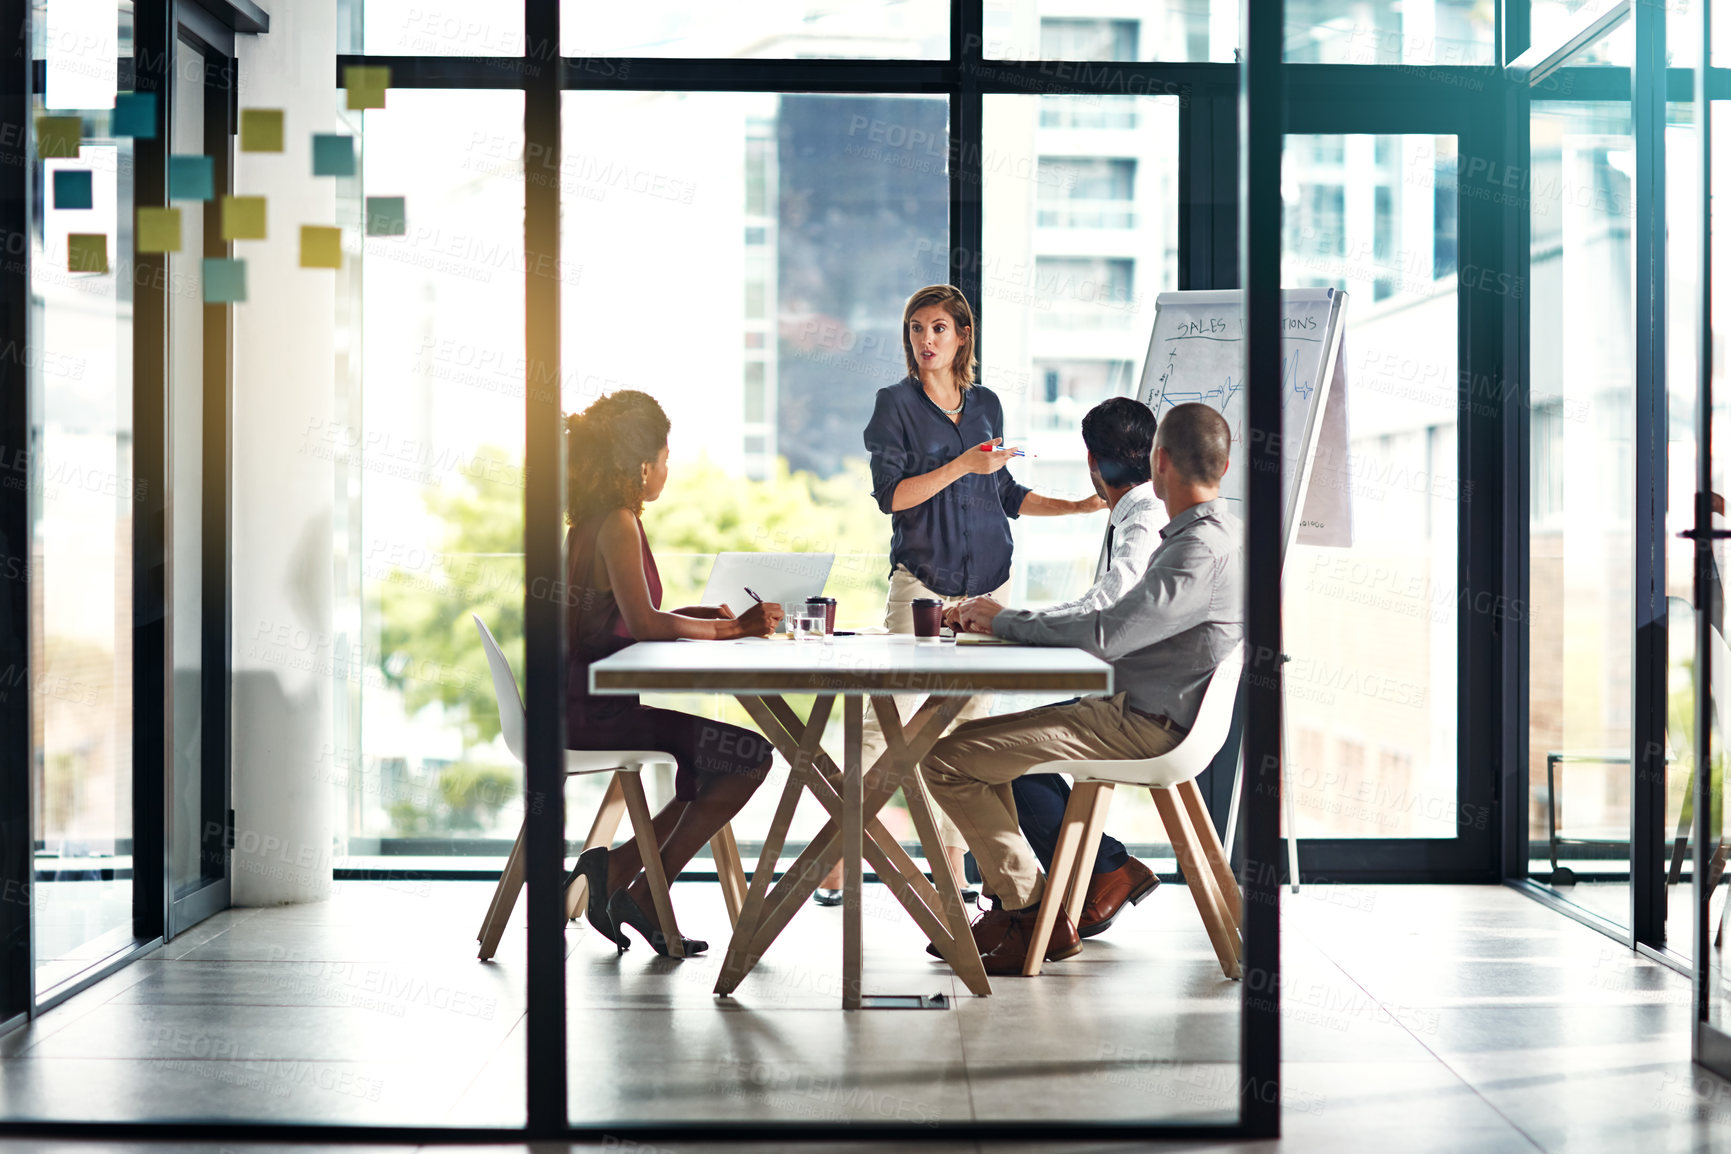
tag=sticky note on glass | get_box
[112,92,157,139]
[68,233,107,273]
[300,225,342,269]
[137,207,182,253]
[344,66,389,110]
[221,195,266,240]
[169,155,214,201]
[203,258,246,303]
[53,170,92,210]
[311,134,356,177]
[37,117,81,159]
[365,196,405,237]
[239,109,284,152]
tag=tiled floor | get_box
[1,879,1729,1151]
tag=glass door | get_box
[164,26,232,934]
[29,1,137,995]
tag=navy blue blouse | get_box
[863,375,1031,597]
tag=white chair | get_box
[1021,650,1246,978]
[470,614,749,961]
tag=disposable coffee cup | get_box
[806,596,837,634]
[911,598,943,639]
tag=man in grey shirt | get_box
[922,402,1243,975]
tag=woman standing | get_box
[811,284,1104,904]
[562,390,783,955]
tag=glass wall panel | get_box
[982,92,1181,856]
[1526,99,1635,927]
[561,3,948,59]
[558,90,946,910]
[30,5,136,995]
[1280,134,1461,839]
[980,2,1494,65]
[333,90,527,873]
[353,1,525,56]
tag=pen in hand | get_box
[743,587,764,604]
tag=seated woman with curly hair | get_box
[564,390,782,957]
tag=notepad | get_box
[344,65,390,110]
[365,196,405,236]
[67,233,107,273]
[311,134,356,177]
[169,155,214,201]
[136,207,182,253]
[222,195,266,241]
[954,634,1014,645]
[53,170,92,210]
[203,258,246,303]
[239,109,284,152]
[37,117,81,159]
[112,92,156,139]
[299,225,342,269]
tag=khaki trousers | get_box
[860,565,1013,850]
[921,694,1180,911]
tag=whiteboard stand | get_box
[1138,288,1354,898]
[1223,654,1299,892]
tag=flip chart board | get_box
[1135,288,1352,554]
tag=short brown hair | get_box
[565,390,670,525]
[1156,402,1232,485]
[901,284,976,389]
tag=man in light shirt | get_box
[942,397,1166,942]
[927,403,1242,974]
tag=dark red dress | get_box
[565,511,773,801]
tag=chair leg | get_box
[1023,783,1097,976]
[710,823,748,929]
[566,773,627,921]
[620,770,683,958]
[1152,787,1240,980]
[478,820,528,961]
[1177,778,1242,931]
[480,820,525,942]
[1064,783,1114,930]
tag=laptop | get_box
[700,552,836,622]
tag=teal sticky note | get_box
[365,196,405,236]
[112,92,157,139]
[203,258,246,304]
[169,155,214,201]
[53,170,92,210]
[311,134,356,177]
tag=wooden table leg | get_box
[843,697,864,1010]
[714,695,835,996]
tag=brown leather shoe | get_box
[979,905,1082,975]
[1078,856,1158,939]
[927,898,1011,959]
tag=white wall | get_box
[230,6,337,904]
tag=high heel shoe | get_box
[568,847,628,950]
[606,888,707,957]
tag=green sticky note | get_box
[222,195,266,241]
[37,117,81,159]
[169,155,214,201]
[137,207,182,253]
[203,258,246,303]
[112,92,157,139]
[68,233,107,273]
[365,196,405,237]
[53,170,92,210]
[239,109,284,153]
[344,66,390,110]
[311,134,356,177]
[300,225,342,269]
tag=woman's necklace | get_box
[925,384,963,415]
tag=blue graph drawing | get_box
[1284,351,1313,402]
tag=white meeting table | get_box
[588,634,1113,1008]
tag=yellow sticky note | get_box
[37,117,81,158]
[299,225,342,269]
[239,109,284,152]
[221,195,266,241]
[344,65,389,110]
[136,207,182,253]
[67,233,107,273]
